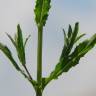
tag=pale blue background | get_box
[0,0,96,96]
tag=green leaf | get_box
[16,24,26,65]
[72,22,79,41]
[24,35,31,48]
[6,33,17,47]
[7,24,26,65]
[63,29,69,47]
[34,0,51,27]
[60,29,69,60]
[86,34,96,47]
[60,23,79,60]
[48,34,96,81]
[45,23,96,86]
[75,33,86,43]
[70,40,89,58]
[68,24,72,38]
[0,43,20,71]
[68,22,79,49]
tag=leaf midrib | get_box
[39,0,45,27]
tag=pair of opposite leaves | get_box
[0,0,96,89]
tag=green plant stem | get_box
[37,26,43,96]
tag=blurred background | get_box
[0,0,96,96]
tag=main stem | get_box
[36,26,43,96]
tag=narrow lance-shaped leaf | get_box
[24,35,31,48]
[0,43,20,71]
[71,22,79,43]
[6,25,26,65]
[63,29,69,46]
[6,33,17,47]
[67,22,79,53]
[75,33,86,43]
[60,29,69,60]
[86,34,96,47]
[60,22,79,60]
[79,34,96,54]
[68,24,72,38]
[34,0,51,27]
[17,24,26,65]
